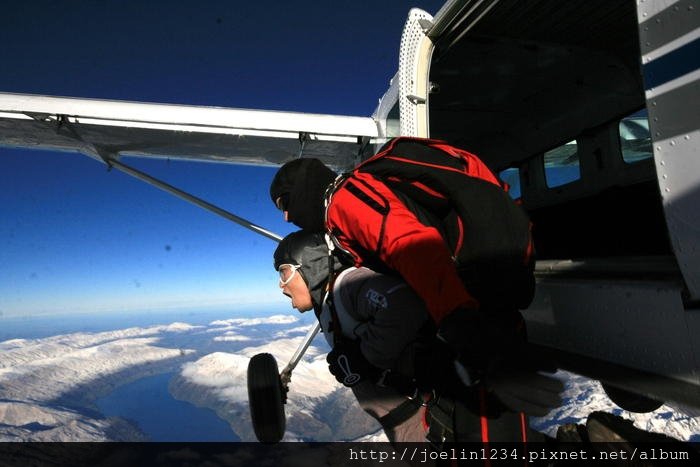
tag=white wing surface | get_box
[0,93,380,171]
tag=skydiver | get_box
[269,138,558,428]
[272,230,562,444]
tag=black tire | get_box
[247,353,286,443]
[602,383,663,413]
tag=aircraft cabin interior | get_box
[425,0,673,276]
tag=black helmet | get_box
[269,158,336,231]
[274,230,348,313]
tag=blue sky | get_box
[0,1,445,317]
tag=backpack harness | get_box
[323,136,535,311]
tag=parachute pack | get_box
[327,137,535,311]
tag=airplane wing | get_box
[0,92,380,172]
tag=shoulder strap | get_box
[323,233,344,347]
[378,397,423,431]
[323,174,355,260]
[324,172,391,268]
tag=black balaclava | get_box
[273,230,348,314]
[269,158,337,231]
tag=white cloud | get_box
[213,335,251,342]
[210,314,298,328]
[273,326,314,338]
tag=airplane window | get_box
[544,140,580,188]
[619,110,653,163]
[499,167,521,199]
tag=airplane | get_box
[1,0,699,438]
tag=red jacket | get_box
[325,138,509,324]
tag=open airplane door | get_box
[418,0,700,413]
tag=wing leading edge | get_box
[0,93,381,171]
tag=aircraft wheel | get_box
[602,383,663,413]
[247,353,286,443]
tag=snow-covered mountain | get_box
[0,400,147,442]
[0,321,202,440]
[170,345,381,441]
[531,371,700,442]
[0,312,697,442]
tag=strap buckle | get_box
[409,388,437,408]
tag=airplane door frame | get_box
[637,0,700,302]
[398,8,435,138]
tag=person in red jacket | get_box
[269,154,475,325]
[269,137,540,388]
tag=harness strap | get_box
[324,237,343,347]
[425,395,455,446]
[520,412,528,443]
[479,386,490,443]
[378,397,423,431]
[323,175,354,260]
[377,369,420,398]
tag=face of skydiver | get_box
[277,263,314,312]
[273,230,348,315]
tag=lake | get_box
[95,372,238,442]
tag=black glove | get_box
[413,335,469,394]
[437,308,526,371]
[411,309,496,397]
[436,308,564,415]
[327,339,380,387]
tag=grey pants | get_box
[351,381,427,443]
[352,381,536,444]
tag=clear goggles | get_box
[278,263,301,286]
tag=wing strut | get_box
[103,155,323,379]
[106,158,283,243]
[280,321,321,387]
